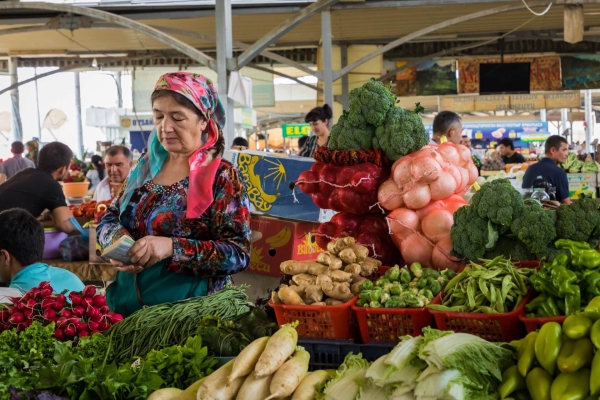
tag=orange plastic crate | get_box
[269,297,357,339]
[353,294,439,344]
[429,291,532,342]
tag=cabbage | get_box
[414,369,497,400]
[316,353,371,400]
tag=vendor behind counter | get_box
[522,135,571,204]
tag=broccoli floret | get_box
[510,205,557,258]
[483,236,535,261]
[450,206,499,261]
[555,196,600,242]
[328,112,376,151]
[347,79,396,127]
[536,245,571,263]
[373,106,428,161]
[470,179,524,226]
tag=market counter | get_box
[43,259,116,283]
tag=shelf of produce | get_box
[269,297,357,340]
[352,294,440,344]
[298,338,396,371]
[429,291,533,342]
[518,314,566,333]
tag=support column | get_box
[340,44,349,110]
[561,108,569,136]
[539,108,547,122]
[114,71,123,108]
[585,90,593,153]
[216,0,234,147]
[74,73,84,158]
[321,9,334,122]
[9,58,22,142]
[34,67,42,140]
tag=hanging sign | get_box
[282,124,311,138]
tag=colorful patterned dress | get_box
[97,159,251,316]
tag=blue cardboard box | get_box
[223,150,323,222]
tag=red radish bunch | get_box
[0,281,123,339]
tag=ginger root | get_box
[326,237,356,255]
[271,290,283,304]
[316,274,332,287]
[351,277,367,295]
[317,252,343,270]
[329,269,353,282]
[287,283,306,297]
[311,302,327,306]
[278,285,305,305]
[351,244,369,263]
[292,273,316,287]
[322,281,354,302]
[307,262,329,276]
[344,263,362,278]
[338,248,357,264]
[360,257,382,277]
[305,285,324,303]
[280,260,308,275]
[325,298,345,306]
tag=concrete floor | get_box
[233,271,281,302]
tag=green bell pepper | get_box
[591,320,600,349]
[500,365,526,399]
[550,369,591,400]
[591,351,600,396]
[584,272,600,298]
[535,322,563,375]
[526,367,552,400]
[557,338,594,373]
[518,331,539,377]
[585,297,600,321]
[526,294,550,313]
[555,239,591,252]
[563,314,593,340]
[572,250,600,269]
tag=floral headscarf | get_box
[120,72,226,218]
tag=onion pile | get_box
[0,281,123,339]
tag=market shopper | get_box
[0,142,77,234]
[0,208,84,294]
[431,111,462,145]
[92,146,133,202]
[497,138,526,164]
[231,137,249,150]
[298,104,332,157]
[25,140,39,167]
[86,155,105,192]
[97,72,251,317]
[0,141,35,182]
[522,135,572,205]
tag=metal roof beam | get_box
[246,63,321,92]
[335,1,553,80]
[234,0,341,70]
[0,2,216,70]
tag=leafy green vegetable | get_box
[373,105,428,161]
[328,112,375,151]
[347,79,396,127]
[510,204,557,258]
[556,195,600,242]
[316,353,371,400]
[470,179,524,227]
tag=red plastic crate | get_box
[269,297,357,339]
[367,266,390,281]
[429,291,533,342]
[519,314,566,333]
[353,294,440,344]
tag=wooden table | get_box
[43,259,116,283]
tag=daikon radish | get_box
[291,370,335,400]
[197,360,244,400]
[255,323,299,378]
[236,372,273,400]
[228,336,270,384]
[172,377,206,400]
[147,388,183,400]
[266,348,310,399]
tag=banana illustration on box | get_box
[265,226,292,248]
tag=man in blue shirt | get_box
[0,208,84,294]
[522,135,572,204]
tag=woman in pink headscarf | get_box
[97,72,251,316]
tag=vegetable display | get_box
[0,282,122,337]
[315,212,400,266]
[526,241,600,317]
[356,263,454,308]
[427,257,534,314]
[273,237,382,306]
[559,152,599,173]
[506,309,600,400]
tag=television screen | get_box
[479,62,531,94]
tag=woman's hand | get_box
[109,259,143,274]
[128,236,174,269]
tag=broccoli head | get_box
[373,106,428,161]
[556,195,600,242]
[483,236,535,261]
[328,112,375,151]
[510,205,557,258]
[471,179,524,226]
[450,206,499,261]
[348,79,396,127]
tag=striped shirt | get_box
[298,135,328,158]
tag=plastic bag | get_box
[316,212,400,266]
[296,162,389,214]
[58,218,90,262]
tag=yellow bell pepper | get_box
[500,365,526,399]
[557,338,593,373]
[550,369,591,400]
[527,367,552,400]
[519,331,539,377]
[535,322,563,375]
[563,315,593,340]
[584,297,600,321]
